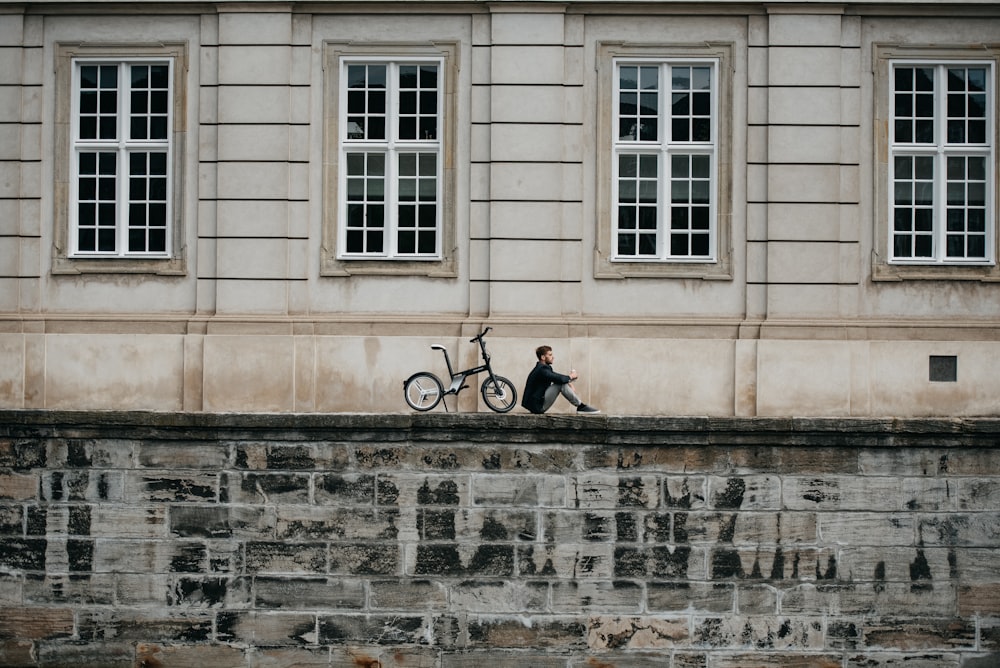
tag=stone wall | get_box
[1,411,998,667]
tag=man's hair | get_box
[535,345,552,360]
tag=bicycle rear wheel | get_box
[481,375,517,413]
[404,372,444,411]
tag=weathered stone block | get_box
[452,579,549,613]
[93,538,207,574]
[76,610,213,642]
[737,583,779,614]
[709,546,837,581]
[170,575,251,609]
[980,618,1000,652]
[23,573,114,605]
[315,473,376,505]
[125,471,218,503]
[318,613,425,645]
[959,583,1000,616]
[516,542,615,579]
[458,508,538,542]
[369,579,448,611]
[679,511,817,545]
[901,477,961,511]
[574,474,659,509]
[473,473,566,507]
[647,581,734,614]
[255,576,365,610]
[0,504,23,534]
[782,582,958,617]
[731,446,860,475]
[551,580,641,613]
[587,615,688,650]
[442,652,569,668]
[217,611,317,645]
[330,542,400,575]
[0,472,37,500]
[614,544,698,579]
[92,505,168,538]
[917,513,1000,547]
[0,640,36,666]
[275,506,399,540]
[708,475,781,509]
[223,471,310,504]
[583,445,728,473]
[138,442,230,469]
[819,513,915,546]
[418,508,456,540]
[245,541,326,574]
[248,645,331,667]
[169,505,273,539]
[36,640,136,667]
[837,546,958,584]
[713,653,842,667]
[664,476,708,508]
[693,615,824,650]
[0,606,73,640]
[468,616,586,649]
[859,618,975,650]
[859,448,1000,477]
[783,476,904,511]
[379,474,468,506]
[136,642,246,668]
[235,441,350,471]
[46,438,135,469]
[0,438,46,470]
[0,537,46,571]
[115,573,172,605]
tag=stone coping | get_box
[2,410,998,447]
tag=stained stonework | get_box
[0,411,998,667]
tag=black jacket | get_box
[522,362,572,414]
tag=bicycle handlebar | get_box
[470,326,492,343]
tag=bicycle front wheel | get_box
[481,375,517,413]
[404,372,444,411]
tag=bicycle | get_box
[403,327,518,412]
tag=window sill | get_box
[52,256,186,276]
[595,252,732,280]
[872,261,1000,282]
[320,255,457,278]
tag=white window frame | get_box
[611,58,719,263]
[53,42,187,276]
[322,42,458,277]
[595,42,733,281]
[69,57,174,259]
[338,57,443,260]
[873,44,1000,282]
[888,60,994,266]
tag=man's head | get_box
[536,345,553,363]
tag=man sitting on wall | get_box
[522,345,600,414]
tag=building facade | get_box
[1,0,998,417]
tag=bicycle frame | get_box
[433,331,500,397]
[403,326,517,413]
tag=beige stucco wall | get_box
[0,1,997,416]
[2,329,998,417]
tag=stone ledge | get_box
[2,410,998,448]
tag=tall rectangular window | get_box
[70,59,173,258]
[339,59,442,259]
[889,61,994,264]
[613,60,718,262]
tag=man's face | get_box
[541,350,554,364]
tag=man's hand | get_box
[570,369,579,381]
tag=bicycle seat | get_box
[431,344,446,351]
